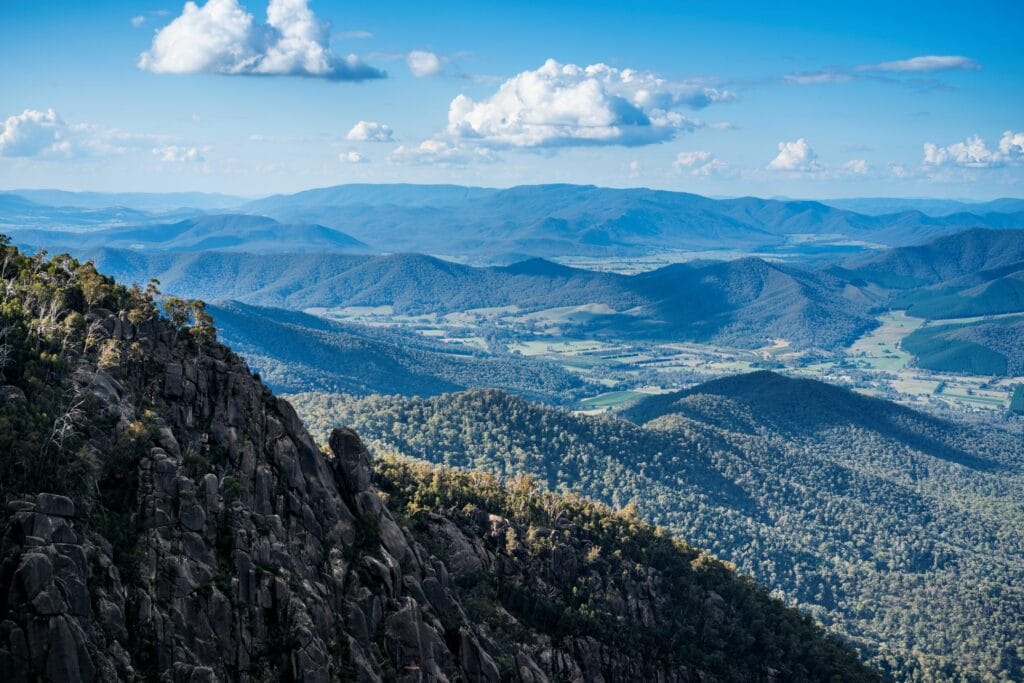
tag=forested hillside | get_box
[837,229,1024,319]
[0,237,876,680]
[75,248,875,348]
[289,376,1024,681]
[209,300,587,401]
[901,315,1024,376]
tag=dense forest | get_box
[209,300,587,401]
[838,229,1024,321]
[289,377,1024,681]
[0,237,879,680]
[902,314,1024,376]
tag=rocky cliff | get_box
[0,243,878,681]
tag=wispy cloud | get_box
[784,54,980,87]
[337,30,373,40]
[860,55,980,73]
[0,108,170,159]
[783,69,852,85]
[138,0,385,81]
[673,150,728,176]
[153,145,207,163]
[338,150,367,163]
[388,139,497,166]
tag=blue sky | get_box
[1,0,1022,198]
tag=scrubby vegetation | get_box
[291,376,1024,681]
[377,454,879,681]
[0,236,215,509]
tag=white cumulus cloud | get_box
[131,15,146,27]
[445,59,730,149]
[841,159,870,175]
[768,138,818,171]
[406,50,442,78]
[0,108,155,158]
[923,133,1018,168]
[673,150,727,176]
[154,145,206,162]
[138,0,385,81]
[345,120,393,142]
[0,109,70,157]
[999,130,1024,156]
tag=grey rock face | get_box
[0,312,502,682]
[1,306,873,683]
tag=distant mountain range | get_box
[75,249,875,349]
[12,214,369,254]
[242,183,1024,257]
[0,192,180,231]
[821,196,1024,217]
[289,372,1024,681]
[4,189,244,211]
[4,184,1023,260]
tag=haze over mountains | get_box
[4,183,1023,261]
[242,184,1024,258]
[14,214,369,254]
[820,196,1024,217]
[5,184,1024,384]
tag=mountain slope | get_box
[289,376,1024,680]
[13,214,369,254]
[0,240,876,680]
[241,183,1024,256]
[902,314,1024,375]
[7,184,1023,260]
[78,248,875,348]
[836,228,1024,322]
[209,300,587,401]
[842,228,1024,288]
[6,189,244,211]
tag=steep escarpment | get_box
[0,241,878,680]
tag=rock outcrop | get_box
[0,245,878,682]
[0,307,508,681]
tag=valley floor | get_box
[308,303,1024,423]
